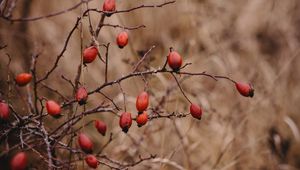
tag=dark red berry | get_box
[10,152,27,170]
[78,133,93,153]
[95,120,107,136]
[0,102,9,120]
[103,0,116,16]
[136,91,149,113]
[167,51,182,71]
[190,103,202,120]
[136,111,148,127]
[15,73,32,86]
[116,31,128,48]
[119,112,132,133]
[46,100,61,118]
[235,82,254,97]
[75,87,88,105]
[85,154,98,169]
[83,46,98,64]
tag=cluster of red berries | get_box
[2,0,254,169]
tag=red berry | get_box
[15,73,32,86]
[85,155,98,169]
[75,87,88,105]
[119,112,132,133]
[167,51,182,71]
[46,100,61,118]
[0,102,9,120]
[83,46,98,64]
[190,103,202,120]
[235,82,254,97]
[136,111,148,127]
[103,0,116,16]
[136,91,149,112]
[116,31,128,48]
[95,120,107,136]
[10,152,27,170]
[78,133,93,153]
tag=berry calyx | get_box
[119,112,132,133]
[15,73,32,86]
[95,120,107,136]
[190,103,202,120]
[0,101,9,121]
[136,91,149,113]
[167,51,182,71]
[10,152,27,170]
[83,46,98,64]
[103,0,116,16]
[46,100,61,118]
[116,31,128,49]
[235,82,254,97]
[75,87,88,105]
[136,111,148,127]
[78,133,93,153]
[85,155,98,169]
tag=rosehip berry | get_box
[46,100,61,118]
[116,31,128,49]
[78,133,93,153]
[75,87,88,105]
[136,91,149,113]
[103,0,116,16]
[15,73,32,86]
[190,103,202,120]
[83,46,98,64]
[95,120,107,136]
[136,111,148,127]
[167,51,182,71]
[85,155,98,169]
[235,82,254,97]
[119,112,132,133]
[0,101,9,120]
[10,152,27,170]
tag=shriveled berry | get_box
[15,73,32,86]
[235,82,254,97]
[75,87,88,105]
[10,152,27,170]
[83,46,98,64]
[46,100,61,118]
[167,51,182,71]
[78,133,93,153]
[116,31,128,48]
[103,0,116,16]
[190,103,202,120]
[0,101,9,120]
[119,112,132,133]
[136,111,148,127]
[85,154,98,169]
[136,91,149,113]
[95,120,107,136]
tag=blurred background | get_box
[1,0,300,169]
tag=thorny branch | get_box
[0,0,243,169]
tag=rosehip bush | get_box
[0,0,255,169]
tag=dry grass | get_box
[1,0,300,169]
